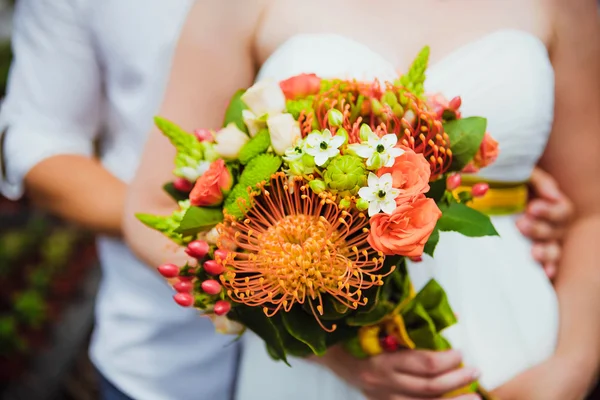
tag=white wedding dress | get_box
[236,30,558,399]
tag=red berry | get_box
[446,174,462,191]
[157,263,180,279]
[213,249,228,262]
[173,281,193,293]
[214,300,231,316]
[194,128,214,142]
[380,335,399,352]
[449,96,462,110]
[173,292,194,307]
[186,240,210,259]
[471,183,489,198]
[409,256,423,263]
[201,280,222,295]
[203,259,225,276]
[173,177,194,192]
[178,276,194,282]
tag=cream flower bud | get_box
[241,79,286,117]
[267,113,301,155]
[242,109,266,137]
[207,314,245,335]
[214,123,250,159]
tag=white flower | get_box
[241,79,286,117]
[206,314,245,335]
[283,145,304,162]
[304,129,345,166]
[242,109,266,137]
[176,161,210,182]
[267,113,301,155]
[349,127,404,170]
[214,123,250,159]
[357,173,400,216]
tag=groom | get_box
[0,0,573,399]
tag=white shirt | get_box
[0,1,240,399]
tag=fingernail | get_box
[531,245,544,260]
[468,367,481,379]
[516,218,531,232]
[528,202,544,216]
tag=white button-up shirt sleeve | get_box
[0,0,101,200]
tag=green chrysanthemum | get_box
[323,155,367,198]
[238,129,271,165]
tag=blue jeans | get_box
[99,374,134,400]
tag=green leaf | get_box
[174,206,223,236]
[444,117,487,171]
[238,129,271,165]
[346,299,392,327]
[281,306,328,355]
[223,89,249,133]
[412,279,457,332]
[423,226,440,257]
[425,178,447,202]
[163,182,190,202]
[231,307,288,364]
[302,295,351,321]
[437,202,499,237]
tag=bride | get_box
[123,0,600,399]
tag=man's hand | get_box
[516,167,574,279]
[314,346,481,400]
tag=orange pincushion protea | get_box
[217,173,390,330]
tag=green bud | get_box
[339,198,351,209]
[356,198,369,211]
[327,109,344,127]
[309,179,326,194]
[302,153,316,168]
[323,155,367,197]
[392,104,405,118]
[201,142,220,162]
[359,124,374,142]
[368,152,384,170]
[336,128,349,144]
[382,91,399,107]
[288,161,305,176]
[371,99,383,116]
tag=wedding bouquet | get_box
[138,47,499,398]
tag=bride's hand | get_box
[313,346,481,400]
[517,167,574,279]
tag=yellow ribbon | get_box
[452,176,529,216]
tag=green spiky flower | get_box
[323,155,367,197]
[396,46,430,99]
[136,200,192,245]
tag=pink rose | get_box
[377,147,431,203]
[190,159,233,207]
[279,73,321,100]
[368,196,441,257]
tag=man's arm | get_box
[0,0,123,236]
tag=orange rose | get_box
[368,196,441,257]
[279,73,321,100]
[462,132,499,173]
[377,147,431,203]
[190,159,233,207]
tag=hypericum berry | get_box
[471,183,489,198]
[380,335,399,352]
[194,128,214,142]
[173,177,194,192]
[173,292,194,307]
[201,280,222,295]
[157,263,180,279]
[446,174,462,191]
[213,249,228,262]
[409,256,423,263]
[449,96,462,110]
[214,300,231,316]
[203,259,225,276]
[186,240,210,259]
[178,276,194,282]
[173,280,193,293]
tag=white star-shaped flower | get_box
[349,127,404,170]
[177,160,211,182]
[304,129,345,166]
[357,173,400,216]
